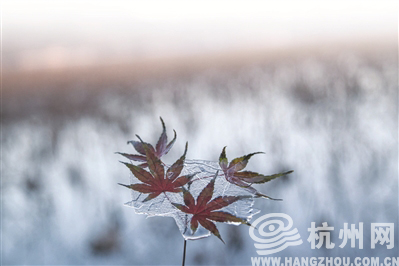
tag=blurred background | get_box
[2,0,398,265]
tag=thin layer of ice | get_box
[123,159,259,240]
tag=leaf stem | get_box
[182,239,187,266]
[190,173,224,183]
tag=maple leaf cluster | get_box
[118,118,293,242]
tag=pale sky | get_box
[2,0,397,71]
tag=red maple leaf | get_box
[119,142,194,202]
[117,117,176,167]
[172,173,251,243]
[219,147,293,199]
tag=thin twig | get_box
[182,239,187,266]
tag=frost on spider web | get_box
[123,159,259,240]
